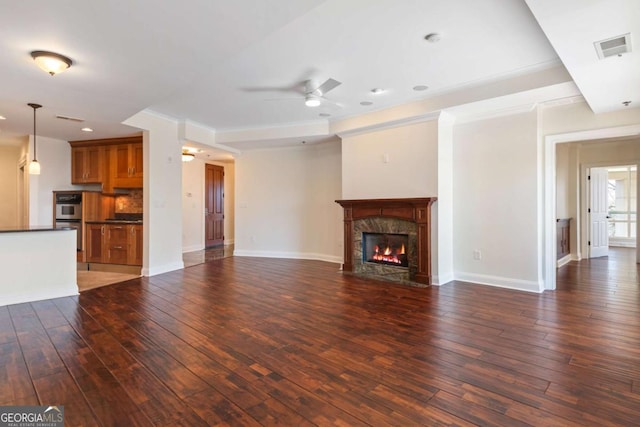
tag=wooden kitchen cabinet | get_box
[85,223,142,266]
[71,145,103,184]
[111,142,143,188]
[105,224,129,264]
[69,136,143,192]
[86,223,105,263]
[128,225,143,266]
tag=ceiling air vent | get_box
[594,33,632,59]
[56,115,85,122]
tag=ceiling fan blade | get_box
[314,78,341,96]
[319,96,344,108]
[263,97,303,101]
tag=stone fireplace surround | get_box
[335,198,437,286]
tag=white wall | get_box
[341,120,438,199]
[28,136,82,226]
[436,113,455,285]
[453,111,541,291]
[542,102,640,136]
[182,159,235,252]
[124,111,184,276]
[0,229,77,306]
[556,143,570,218]
[234,140,342,263]
[0,146,20,227]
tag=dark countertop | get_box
[85,220,144,225]
[0,226,74,234]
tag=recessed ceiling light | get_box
[371,88,385,95]
[360,101,373,106]
[424,33,441,43]
[413,85,429,91]
[319,113,331,117]
[81,127,93,132]
[0,115,6,120]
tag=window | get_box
[607,165,636,243]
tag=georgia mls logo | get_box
[0,405,64,426]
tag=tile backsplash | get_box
[115,190,143,213]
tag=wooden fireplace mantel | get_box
[335,197,437,285]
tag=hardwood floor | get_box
[2,250,639,426]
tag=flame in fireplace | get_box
[372,244,404,265]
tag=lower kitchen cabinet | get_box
[105,224,129,264]
[86,224,105,263]
[128,225,143,265]
[85,223,142,266]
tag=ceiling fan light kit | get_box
[305,95,321,107]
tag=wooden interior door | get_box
[205,164,224,247]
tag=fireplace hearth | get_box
[336,198,437,286]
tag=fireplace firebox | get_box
[362,232,409,267]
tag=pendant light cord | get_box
[27,103,42,161]
[33,106,36,160]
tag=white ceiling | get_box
[0,0,637,151]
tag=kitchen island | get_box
[0,227,78,306]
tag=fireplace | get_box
[362,232,409,267]
[335,198,437,285]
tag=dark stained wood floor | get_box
[2,249,640,426]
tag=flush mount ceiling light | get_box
[360,101,373,106]
[182,146,199,162]
[28,103,42,175]
[30,50,73,75]
[305,95,321,107]
[371,88,385,95]
[413,85,429,91]
[81,127,93,132]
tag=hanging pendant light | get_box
[28,103,42,175]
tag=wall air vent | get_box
[56,115,85,122]
[594,33,631,59]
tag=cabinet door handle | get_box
[112,226,124,230]
[101,225,104,235]
[113,246,123,249]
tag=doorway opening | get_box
[586,164,637,259]
[205,163,225,248]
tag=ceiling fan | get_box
[252,78,342,108]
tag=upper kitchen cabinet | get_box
[71,145,103,184]
[111,141,143,188]
[69,136,143,192]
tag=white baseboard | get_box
[609,240,636,248]
[0,284,78,307]
[143,261,185,277]
[432,272,454,286]
[556,254,572,268]
[454,272,543,293]
[182,244,204,253]
[233,249,342,264]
